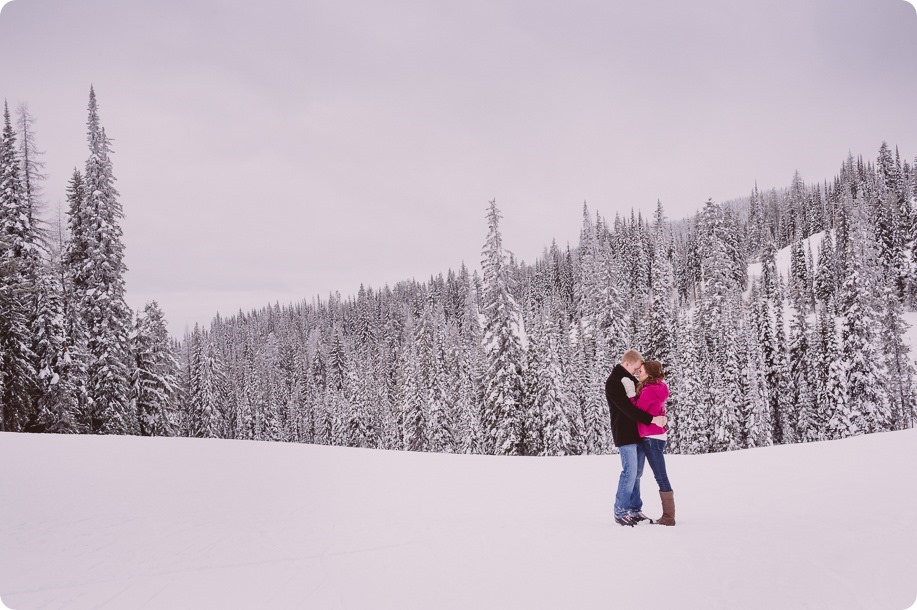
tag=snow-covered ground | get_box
[0,430,915,610]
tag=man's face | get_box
[623,360,643,376]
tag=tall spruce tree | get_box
[0,101,38,431]
[480,200,526,456]
[840,200,891,435]
[64,88,134,434]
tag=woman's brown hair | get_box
[636,360,665,394]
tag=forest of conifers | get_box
[2,89,914,455]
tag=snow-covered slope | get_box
[0,431,915,610]
[746,232,917,368]
[745,230,826,297]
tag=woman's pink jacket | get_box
[631,381,669,437]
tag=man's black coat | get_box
[605,363,654,447]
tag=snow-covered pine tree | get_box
[533,305,578,455]
[788,255,817,443]
[789,241,808,305]
[588,338,613,454]
[822,309,855,440]
[12,104,72,432]
[130,301,180,436]
[65,88,134,434]
[693,199,745,451]
[398,311,428,452]
[747,184,766,257]
[741,288,771,448]
[61,169,86,343]
[722,206,748,292]
[326,385,349,447]
[623,212,652,349]
[32,263,82,433]
[772,277,796,443]
[814,230,837,305]
[455,267,484,454]
[189,324,224,438]
[645,201,676,366]
[682,319,711,454]
[521,315,547,457]
[873,147,908,298]
[756,241,792,444]
[480,200,526,456]
[562,331,590,456]
[595,240,629,359]
[574,203,601,352]
[426,300,455,453]
[713,319,743,451]
[344,361,375,449]
[697,200,740,357]
[840,198,892,435]
[877,282,914,430]
[805,240,817,312]
[0,101,38,432]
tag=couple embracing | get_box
[604,349,676,527]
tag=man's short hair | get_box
[622,349,644,364]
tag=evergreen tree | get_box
[0,101,38,431]
[188,324,224,438]
[456,268,484,453]
[480,201,526,456]
[32,263,82,433]
[64,88,134,434]
[645,201,676,365]
[748,184,766,257]
[839,203,891,435]
[530,307,577,455]
[877,283,914,431]
[671,319,708,454]
[814,231,837,304]
[823,311,855,440]
[130,301,180,436]
[712,326,743,451]
[788,276,816,442]
[398,314,428,452]
[741,291,771,448]
[426,301,455,453]
[521,316,547,456]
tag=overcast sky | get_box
[1,0,916,337]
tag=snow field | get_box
[0,430,915,609]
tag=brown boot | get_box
[656,491,676,526]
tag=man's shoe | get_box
[614,514,637,527]
[631,511,653,524]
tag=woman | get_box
[631,360,676,526]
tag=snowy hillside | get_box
[1,431,915,610]
[745,230,827,294]
[747,230,917,363]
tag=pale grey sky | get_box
[1,0,916,337]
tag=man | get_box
[605,349,667,526]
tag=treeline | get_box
[174,146,917,454]
[1,88,915,454]
[1,90,178,436]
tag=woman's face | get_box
[636,365,647,382]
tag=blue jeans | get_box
[614,442,645,518]
[642,438,673,492]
